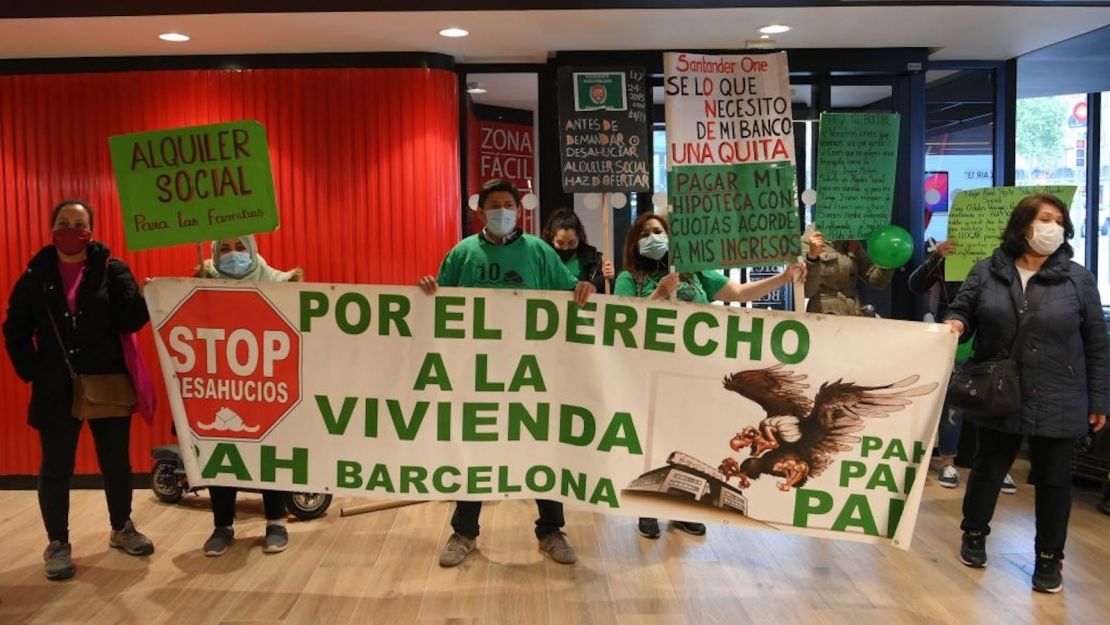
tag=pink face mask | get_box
[53,228,91,255]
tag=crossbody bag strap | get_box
[43,291,77,381]
[1010,284,1048,362]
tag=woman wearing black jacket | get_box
[3,200,154,581]
[541,209,614,293]
[944,193,1109,594]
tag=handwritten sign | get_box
[945,185,1078,281]
[814,113,900,241]
[558,68,650,192]
[663,52,795,167]
[668,161,801,272]
[109,121,278,251]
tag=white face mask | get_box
[638,233,669,260]
[484,208,518,237]
[1027,221,1064,256]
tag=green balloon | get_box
[867,225,914,269]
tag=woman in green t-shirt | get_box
[615,212,804,538]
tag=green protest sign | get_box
[574,72,627,112]
[108,120,278,251]
[944,185,1077,281]
[814,113,900,241]
[667,161,800,272]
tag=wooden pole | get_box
[602,193,612,294]
[340,499,426,517]
[196,242,206,275]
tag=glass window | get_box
[924,70,995,243]
[1099,93,1109,302]
[1015,93,1088,266]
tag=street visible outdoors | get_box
[1015,93,1110,303]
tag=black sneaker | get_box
[203,527,235,557]
[673,521,707,536]
[1098,496,1110,516]
[959,531,987,567]
[638,517,661,539]
[1032,553,1063,593]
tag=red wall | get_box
[0,67,460,476]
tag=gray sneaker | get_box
[203,527,235,557]
[438,533,476,567]
[109,520,154,556]
[43,540,75,581]
[263,525,288,554]
[538,531,577,565]
[938,465,960,488]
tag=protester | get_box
[908,240,1018,494]
[541,208,614,293]
[803,230,893,315]
[418,179,594,567]
[944,193,1108,593]
[614,211,804,539]
[196,234,302,556]
[3,200,154,581]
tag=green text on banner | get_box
[814,112,901,241]
[945,185,1077,281]
[109,120,279,251]
[146,281,955,549]
[667,162,801,271]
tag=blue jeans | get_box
[937,401,963,458]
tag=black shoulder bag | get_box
[947,287,1045,420]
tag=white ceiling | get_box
[1,7,1109,62]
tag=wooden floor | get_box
[1,458,1108,625]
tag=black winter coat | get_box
[573,243,609,294]
[3,242,149,430]
[944,248,1110,438]
[907,249,962,321]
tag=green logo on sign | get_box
[108,120,279,251]
[575,72,627,112]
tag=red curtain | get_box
[0,67,460,476]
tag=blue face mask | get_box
[638,233,669,260]
[484,208,518,237]
[219,251,253,277]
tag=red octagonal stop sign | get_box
[157,288,302,441]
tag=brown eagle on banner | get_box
[717,364,938,492]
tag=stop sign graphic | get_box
[157,288,302,441]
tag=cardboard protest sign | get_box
[814,113,901,241]
[945,186,1077,281]
[663,52,798,272]
[558,68,651,192]
[109,121,278,250]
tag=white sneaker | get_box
[938,465,959,488]
[1001,473,1017,495]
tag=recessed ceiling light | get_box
[439,27,469,38]
[158,32,190,42]
[758,25,791,35]
[760,35,771,40]
[466,82,487,94]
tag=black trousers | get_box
[961,429,1075,559]
[209,487,286,527]
[451,499,564,539]
[38,416,133,543]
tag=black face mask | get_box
[556,248,577,262]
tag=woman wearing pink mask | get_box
[4,200,153,581]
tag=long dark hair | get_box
[1000,193,1073,258]
[541,208,589,247]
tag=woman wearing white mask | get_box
[195,234,301,556]
[945,193,1108,593]
[614,212,803,539]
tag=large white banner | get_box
[146,280,955,549]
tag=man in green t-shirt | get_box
[418,179,594,568]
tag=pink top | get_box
[58,260,87,315]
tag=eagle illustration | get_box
[717,364,938,492]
